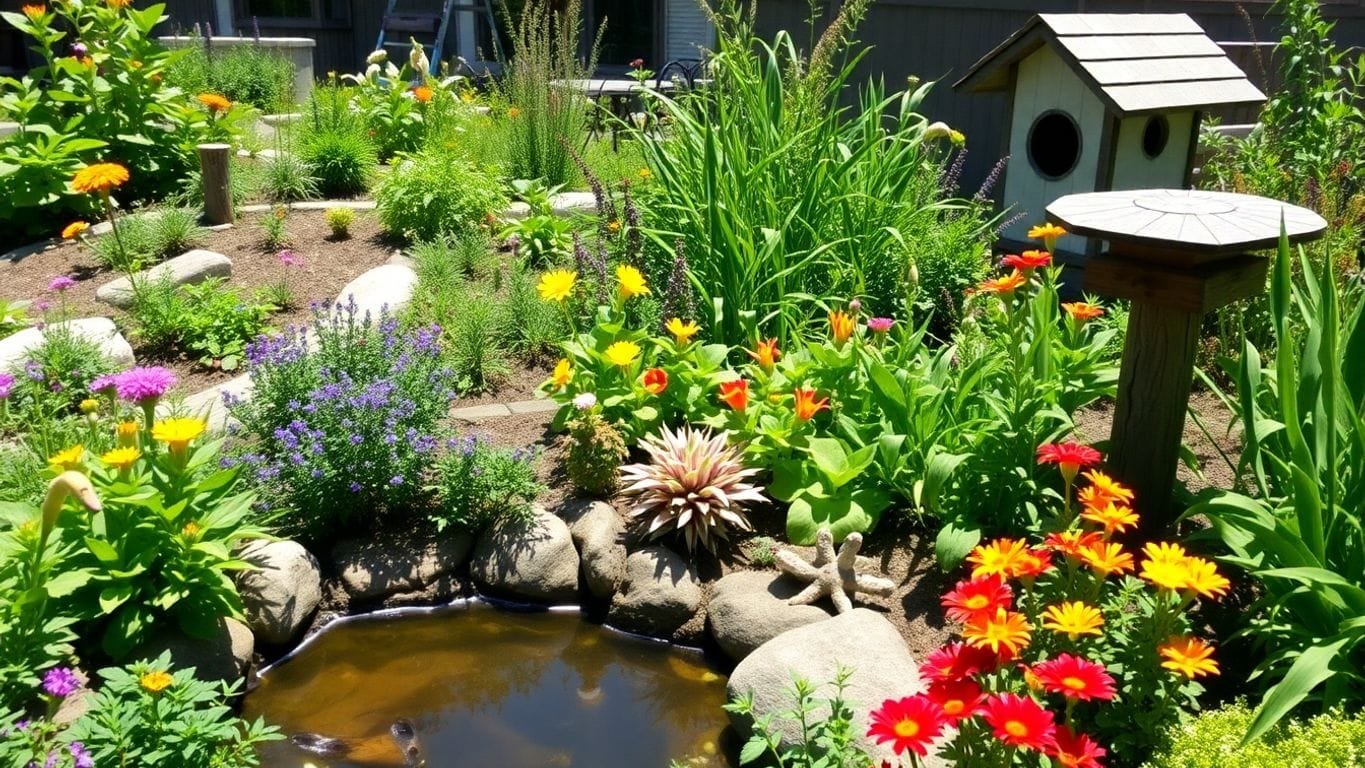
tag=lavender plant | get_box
[427,435,544,533]
[226,299,456,542]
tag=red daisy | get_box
[980,693,1057,752]
[1042,530,1105,560]
[866,695,946,758]
[919,642,999,683]
[940,575,1013,624]
[1049,726,1108,768]
[925,678,983,724]
[1036,441,1103,482]
[1002,250,1052,270]
[1013,547,1055,581]
[1030,654,1117,702]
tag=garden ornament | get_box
[775,527,895,614]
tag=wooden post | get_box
[198,143,233,226]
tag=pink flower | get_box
[867,317,894,333]
[48,275,77,293]
[88,374,119,396]
[0,372,14,399]
[630,58,645,69]
[113,366,178,404]
[34,300,51,313]
[278,249,298,266]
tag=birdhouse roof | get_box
[955,13,1264,117]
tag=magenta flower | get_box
[113,366,178,404]
[278,249,298,266]
[0,372,13,400]
[48,275,77,293]
[89,373,119,395]
[867,317,895,333]
[34,300,51,313]
[41,667,80,698]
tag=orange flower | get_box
[1002,250,1051,271]
[61,221,90,240]
[641,367,668,396]
[1013,547,1054,581]
[828,310,855,345]
[967,538,1028,579]
[975,269,1027,296]
[1080,501,1139,536]
[748,338,780,371]
[1181,556,1231,599]
[412,85,433,102]
[1159,637,1219,678]
[1078,540,1134,577]
[1080,469,1135,506]
[107,0,131,8]
[792,387,829,422]
[1140,542,1193,592]
[21,4,45,19]
[507,106,522,118]
[196,93,231,113]
[71,162,129,195]
[718,379,748,411]
[1062,302,1105,323]
[963,607,1032,657]
[1043,530,1104,561]
[1049,726,1107,768]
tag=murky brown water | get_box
[243,603,731,768]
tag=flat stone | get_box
[95,249,232,308]
[0,317,135,372]
[707,570,832,662]
[237,539,322,645]
[470,506,579,603]
[607,546,702,640]
[140,616,254,687]
[550,191,598,216]
[165,373,252,432]
[334,263,417,318]
[333,531,473,602]
[565,501,627,600]
[451,403,513,421]
[386,250,415,269]
[506,398,558,415]
[504,201,531,220]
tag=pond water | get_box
[243,602,732,768]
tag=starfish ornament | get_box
[774,528,895,614]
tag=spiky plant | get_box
[620,426,766,554]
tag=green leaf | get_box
[934,522,981,569]
[84,537,120,565]
[98,582,135,614]
[43,570,92,598]
[739,737,768,765]
[1243,636,1353,745]
[785,487,891,545]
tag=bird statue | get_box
[775,528,895,614]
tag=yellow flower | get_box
[1041,601,1104,639]
[1159,637,1219,678]
[1181,556,1231,600]
[616,265,649,300]
[48,445,86,471]
[1081,469,1135,506]
[182,521,201,538]
[966,538,1029,579]
[139,670,174,693]
[1140,542,1192,593]
[637,167,652,180]
[537,269,577,302]
[1078,540,1134,577]
[665,317,699,345]
[606,220,622,234]
[1080,501,1139,536]
[79,398,99,415]
[550,358,573,389]
[107,0,131,8]
[828,310,855,346]
[100,447,140,472]
[115,420,140,448]
[605,341,640,368]
[71,163,130,195]
[151,417,206,457]
[61,221,89,240]
[1028,223,1067,252]
[963,607,1031,657]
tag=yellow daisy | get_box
[665,317,699,345]
[605,340,640,368]
[48,445,86,471]
[616,265,649,300]
[537,270,577,302]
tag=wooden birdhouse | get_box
[955,14,1264,257]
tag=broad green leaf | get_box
[934,522,981,570]
[1244,637,1352,745]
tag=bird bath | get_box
[243,601,731,767]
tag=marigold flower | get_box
[507,106,522,118]
[550,358,572,390]
[1081,501,1140,536]
[748,338,780,371]
[1062,302,1105,323]
[616,264,649,299]
[182,521,200,538]
[665,317,698,345]
[963,607,1032,657]
[866,695,945,758]
[100,447,140,472]
[1043,530,1104,560]
[641,367,668,395]
[48,445,85,471]
[1013,548,1055,580]
[1140,542,1192,592]
[1078,540,1134,577]
[1028,222,1067,252]
[139,670,173,693]
[78,398,99,416]
[637,167,652,180]
[967,538,1029,579]
[1080,469,1134,506]
[925,678,984,724]
[718,378,748,411]
[604,340,640,368]
[792,387,829,422]
[21,4,45,19]
[980,693,1056,751]
[975,269,1027,296]
[152,417,205,455]
[1159,636,1219,678]
[107,0,131,8]
[115,420,139,447]
[941,575,1012,624]
[1041,601,1104,639]
[1181,556,1231,599]
[1031,654,1116,701]
[828,309,856,345]
[1002,250,1052,271]
[1049,726,1107,768]
[606,219,622,233]
[61,221,89,240]
[537,269,577,302]
[1036,441,1102,483]
[72,162,130,195]
[411,85,433,102]
[196,93,231,113]
[920,642,998,682]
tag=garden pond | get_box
[242,602,731,767]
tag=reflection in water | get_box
[243,603,731,768]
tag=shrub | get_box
[428,435,543,533]
[89,208,207,271]
[298,128,376,198]
[166,37,296,112]
[260,204,290,250]
[227,301,456,543]
[259,153,319,204]
[498,262,565,362]
[325,207,355,239]
[562,406,626,497]
[375,149,507,243]
[1145,702,1365,768]
[129,276,272,371]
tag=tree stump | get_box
[198,143,233,226]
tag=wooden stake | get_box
[198,143,233,226]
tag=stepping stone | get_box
[550,192,598,216]
[0,317,134,372]
[335,263,417,318]
[95,249,232,308]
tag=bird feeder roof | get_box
[955,13,1265,117]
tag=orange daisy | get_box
[1159,637,1219,678]
[1080,501,1140,535]
[974,269,1027,296]
[72,162,130,194]
[967,538,1029,579]
[1062,302,1105,323]
[963,607,1032,657]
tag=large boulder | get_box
[334,264,418,318]
[607,546,702,639]
[708,570,831,662]
[726,608,932,765]
[171,372,252,433]
[332,530,472,603]
[140,617,254,686]
[0,317,134,372]
[566,501,627,600]
[470,507,579,603]
[236,539,322,645]
[94,249,232,308]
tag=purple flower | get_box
[348,481,363,493]
[41,667,80,698]
[89,373,119,395]
[278,249,298,266]
[113,366,177,404]
[34,300,51,314]
[867,317,895,333]
[48,275,77,293]
[0,372,13,400]
[24,360,44,382]
[69,742,94,768]
[70,42,88,58]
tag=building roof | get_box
[954,13,1265,117]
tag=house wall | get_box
[663,0,713,63]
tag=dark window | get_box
[1027,110,1082,181]
[244,0,312,17]
[1142,115,1170,159]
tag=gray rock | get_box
[51,670,92,725]
[94,249,232,308]
[140,617,254,686]
[169,373,252,433]
[566,501,627,600]
[334,263,417,318]
[708,570,832,662]
[470,506,579,603]
[550,191,598,216]
[333,531,473,602]
[0,317,135,372]
[237,540,322,645]
[726,608,931,765]
[607,546,702,638]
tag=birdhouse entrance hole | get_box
[1027,110,1082,180]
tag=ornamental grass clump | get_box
[227,299,456,543]
[620,425,766,555]
[867,442,1228,767]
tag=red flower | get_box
[1049,726,1108,768]
[718,379,748,411]
[793,386,830,421]
[1031,654,1117,702]
[1036,441,1102,482]
[925,678,983,724]
[1002,250,1052,270]
[941,575,1012,624]
[1013,547,1055,581]
[919,642,999,682]
[641,367,668,395]
[981,693,1056,752]
[1043,530,1104,560]
[866,695,945,758]
[630,57,645,69]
